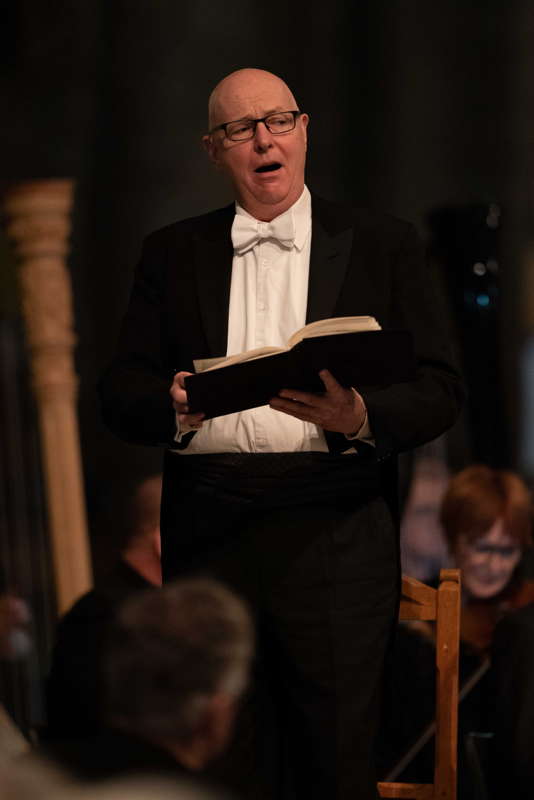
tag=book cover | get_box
[185,329,415,420]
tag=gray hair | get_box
[104,579,253,742]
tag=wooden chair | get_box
[378,568,461,800]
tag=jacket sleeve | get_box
[359,224,465,460]
[98,231,182,448]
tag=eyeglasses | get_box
[470,542,520,559]
[209,110,304,142]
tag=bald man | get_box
[100,69,463,800]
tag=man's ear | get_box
[151,525,161,560]
[300,113,309,151]
[199,693,237,760]
[202,134,220,168]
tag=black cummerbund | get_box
[167,451,381,512]
[161,451,384,576]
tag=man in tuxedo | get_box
[100,68,463,799]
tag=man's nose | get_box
[253,121,273,151]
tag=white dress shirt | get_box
[175,186,370,454]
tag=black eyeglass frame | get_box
[208,110,304,141]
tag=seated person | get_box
[0,592,32,762]
[42,578,253,785]
[489,601,534,799]
[400,450,451,582]
[379,464,534,794]
[0,593,31,661]
[45,474,163,739]
[441,465,534,650]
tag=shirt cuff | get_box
[345,390,375,446]
[174,412,198,442]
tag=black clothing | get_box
[99,197,464,461]
[490,603,534,799]
[184,474,399,800]
[99,195,464,800]
[44,727,185,783]
[45,561,150,740]
[378,621,491,799]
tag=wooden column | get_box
[434,568,460,800]
[3,179,93,614]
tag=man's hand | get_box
[269,369,366,435]
[170,371,205,430]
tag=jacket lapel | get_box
[194,204,234,357]
[306,195,354,324]
[194,196,355,354]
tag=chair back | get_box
[378,568,461,800]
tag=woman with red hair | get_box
[441,465,534,649]
[379,465,534,795]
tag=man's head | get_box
[122,474,162,586]
[203,68,309,221]
[95,474,163,585]
[104,579,254,770]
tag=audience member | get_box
[441,465,534,642]
[380,464,534,797]
[400,452,451,581]
[0,593,32,763]
[43,579,253,789]
[77,775,229,800]
[112,472,163,586]
[0,755,227,800]
[489,601,534,799]
[0,594,32,660]
[0,753,70,800]
[45,474,162,739]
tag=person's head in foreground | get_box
[440,465,532,600]
[202,68,309,222]
[0,761,226,800]
[104,578,254,771]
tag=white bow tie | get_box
[231,211,296,254]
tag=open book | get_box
[193,316,381,373]
[185,316,415,420]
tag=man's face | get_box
[454,518,522,599]
[203,71,308,220]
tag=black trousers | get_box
[162,453,400,800]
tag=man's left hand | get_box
[269,369,366,435]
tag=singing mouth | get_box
[255,162,282,173]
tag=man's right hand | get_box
[170,371,205,430]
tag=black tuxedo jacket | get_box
[100,194,463,463]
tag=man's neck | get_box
[162,738,206,771]
[236,185,305,222]
[122,549,162,587]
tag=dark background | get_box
[2,0,534,545]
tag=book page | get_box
[194,316,382,373]
[287,315,381,348]
[194,345,286,374]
